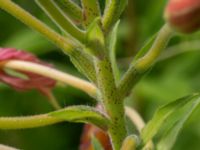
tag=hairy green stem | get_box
[118,24,174,98]
[81,0,101,27]
[102,0,127,32]
[94,56,126,150]
[0,114,62,129]
[53,0,83,25]
[36,0,86,43]
[0,0,96,83]
[0,0,74,53]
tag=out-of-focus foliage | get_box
[0,0,200,150]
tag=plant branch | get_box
[0,0,96,83]
[94,56,126,150]
[102,0,127,32]
[53,0,83,25]
[45,90,62,109]
[0,0,75,53]
[81,0,101,28]
[0,106,110,130]
[118,24,174,98]
[36,0,86,43]
[1,60,97,97]
[0,114,62,129]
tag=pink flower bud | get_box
[164,0,200,33]
[0,48,56,94]
[79,104,112,150]
[79,124,112,150]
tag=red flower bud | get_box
[164,0,200,33]
[80,104,112,150]
[0,48,56,94]
[79,124,112,150]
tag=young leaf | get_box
[156,96,200,150]
[131,33,157,65]
[49,105,110,130]
[102,0,128,32]
[108,20,120,83]
[91,136,105,150]
[36,0,85,43]
[54,0,83,25]
[85,18,105,58]
[141,93,200,149]
[81,0,101,28]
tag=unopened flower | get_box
[0,48,56,94]
[164,0,200,33]
[80,124,112,150]
[80,104,112,150]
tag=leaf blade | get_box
[141,93,200,147]
[49,105,110,130]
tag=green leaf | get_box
[108,20,120,83]
[91,136,104,150]
[49,105,110,130]
[131,33,157,65]
[156,97,200,150]
[141,93,200,149]
[81,0,101,27]
[86,18,105,58]
[102,0,128,31]
[54,0,83,25]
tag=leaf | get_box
[54,0,83,25]
[86,18,105,58]
[131,33,157,65]
[108,20,120,82]
[91,136,104,150]
[81,0,101,27]
[141,93,200,149]
[156,97,200,150]
[49,105,110,130]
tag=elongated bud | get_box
[0,48,56,93]
[164,0,200,33]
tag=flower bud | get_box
[164,0,200,33]
[79,124,112,150]
[80,104,112,150]
[0,48,56,94]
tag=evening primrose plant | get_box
[0,0,200,150]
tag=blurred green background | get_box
[0,0,200,149]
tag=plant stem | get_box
[81,0,101,27]
[36,0,86,43]
[0,114,62,129]
[0,0,74,53]
[0,0,96,83]
[94,56,126,150]
[54,0,83,25]
[2,60,97,97]
[118,24,174,98]
[102,0,128,32]
[0,106,110,130]
[45,90,62,110]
